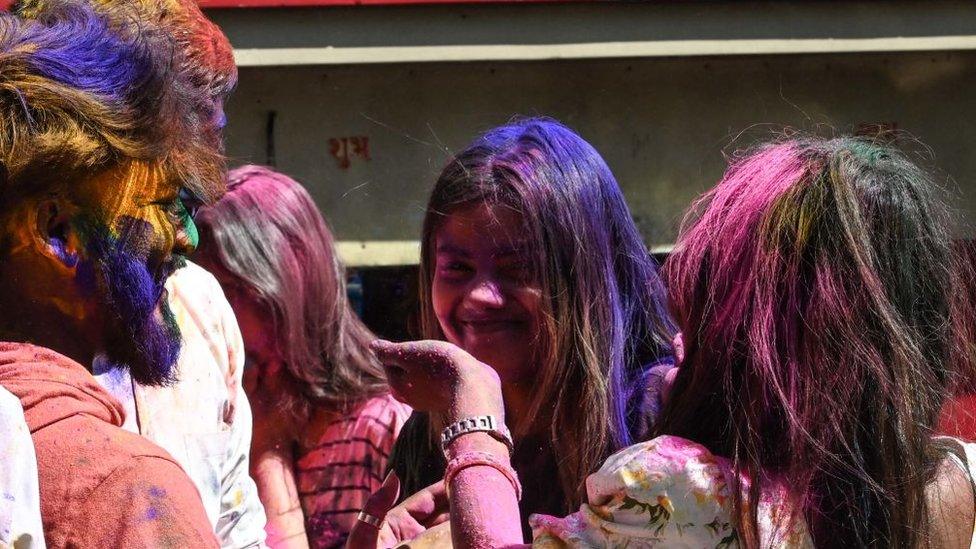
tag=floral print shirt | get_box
[530,435,812,548]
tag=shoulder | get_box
[310,394,411,452]
[79,455,218,548]
[166,259,224,297]
[33,418,215,542]
[355,393,413,436]
[164,260,237,350]
[97,453,202,503]
[164,260,234,348]
[586,435,734,509]
[161,260,243,420]
[928,437,976,547]
[75,416,184,464]
[35,414,182,475]
[532,436,739,547]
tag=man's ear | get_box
[33,199,82,268]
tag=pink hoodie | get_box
[0,342,218,548]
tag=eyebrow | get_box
[435,244,471,258]
[435,242,529,259]
[492,243,530,258]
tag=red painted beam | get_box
[1,0,582,8]
[198,0,577,5]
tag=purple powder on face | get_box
[75,217,182,387]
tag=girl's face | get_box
[194,248,280,367]
[432,202,544,383]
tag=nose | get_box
[466,277,506,309]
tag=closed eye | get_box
[443,261,472,272]
[437,259,474,279]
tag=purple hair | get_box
[0,5,195,386]
[0,3,203,205]
[658,136,973,547]
[15,0,236,203]
[77,217,182,386]
[417,117,675,508]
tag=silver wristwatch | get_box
[440,415,514,456]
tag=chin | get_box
[103,294,183,387]
[469,348,534,384]
[98,248,182,386]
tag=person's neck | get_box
[502,378,549,438]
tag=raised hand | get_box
[370,339,504,424]
[346,475,449,549]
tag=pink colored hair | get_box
[657,136,975,547]
[195,165,387,419]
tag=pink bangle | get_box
[444,451,522,501]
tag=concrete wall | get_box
[209,1,976,51]
[222,49,976,259]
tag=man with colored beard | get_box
[13,2,269,547]
[0,5,218,547]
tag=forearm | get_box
[445,433,525,548]
[250,445,309,549]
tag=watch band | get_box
[440,415,514,456]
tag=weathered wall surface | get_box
[223,50,976,255]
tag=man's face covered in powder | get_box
[66,161,198,385]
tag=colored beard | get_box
[77,219,182,386]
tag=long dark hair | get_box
[196,165,387,420]
[419,117,675,508]
[657,136,974,547]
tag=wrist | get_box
[446,392,504,424]
[444,450,522,501]
[441,414,513,457]
[444,431,509,460]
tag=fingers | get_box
[370,339,453,370]
[365,471,401,521]
[400,481,449,527]
[346,472,400,549]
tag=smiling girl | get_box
[387,117,676,533]
[363,135,976,549]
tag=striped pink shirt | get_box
[295,394,411,548]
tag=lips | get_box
[459,319,524,335]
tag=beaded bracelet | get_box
[444,451,523,501]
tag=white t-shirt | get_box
[94,261,268,549]
[0,385,45,548]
